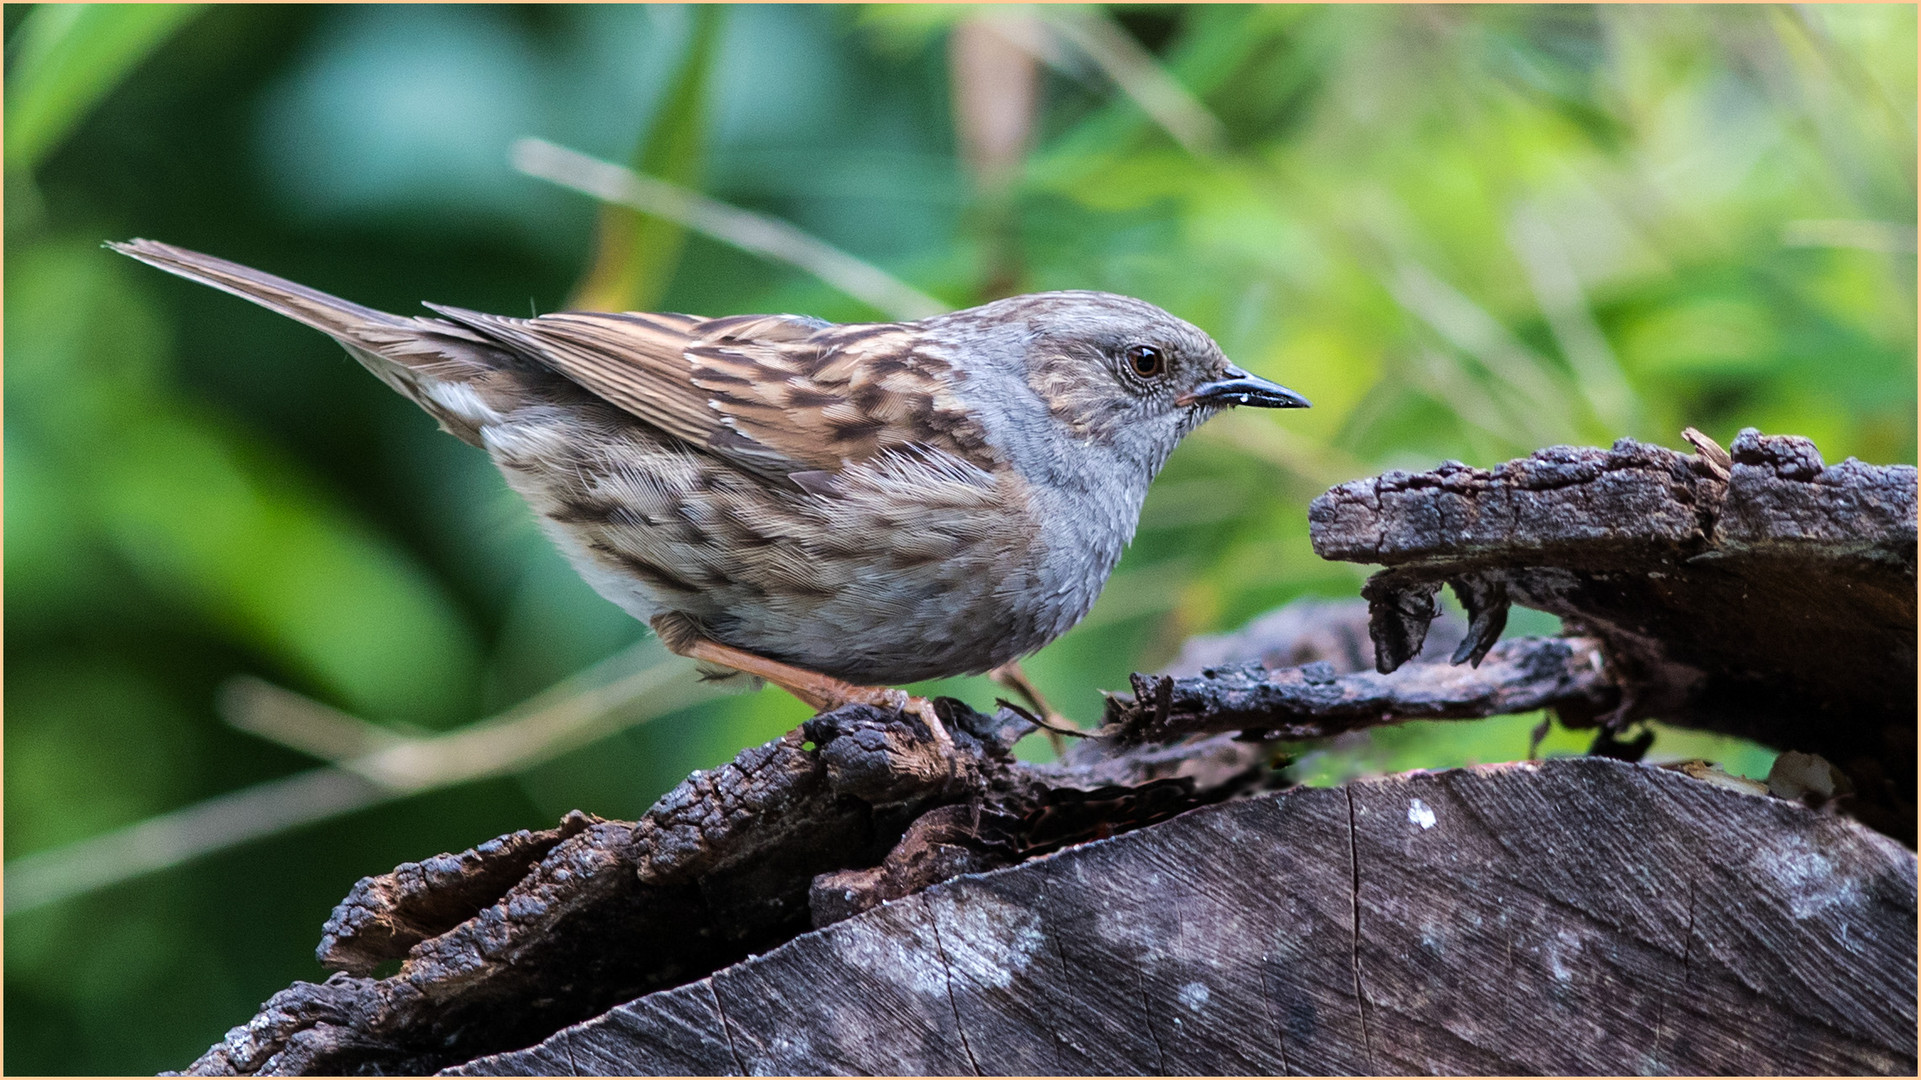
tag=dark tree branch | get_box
[1103,635,1616,742]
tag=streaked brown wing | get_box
[425,307,1004,479]
[688,317,1004,475]
[425,305,720,449]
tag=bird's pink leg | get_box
[652,615,954,751]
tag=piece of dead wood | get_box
[175,581,1425,1076]
[447,757,1917,1077]
[1304,428,1916,840]
[1105,634,1616,742]
[173,703,1279,1076]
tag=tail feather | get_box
[108,239,426,342]
[110,239,518,446]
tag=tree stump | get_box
[173,432,1917,1076]
[449,759,1916,1077]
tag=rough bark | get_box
[1304,429,1916,838]
[173,706,1279,1076]
[1106,635,1616,743]
[448,759,1917,1077]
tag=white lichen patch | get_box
[831,908,949,998]
[1753,834,1866,920]
[927,890,1047,990]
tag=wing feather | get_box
[427,306,1003,481]
[424,305,717,447]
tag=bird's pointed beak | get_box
[1177,365,1311,409]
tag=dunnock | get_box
[112,239,1308,747]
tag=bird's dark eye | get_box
[1124,344,1166,378]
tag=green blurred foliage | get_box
[569,4,726,312]
[4,4,1912,1073]
[4,3,206,172]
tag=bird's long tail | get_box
[109,238,430,341]
[109,239,514,445]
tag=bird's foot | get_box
[827,685,955,753]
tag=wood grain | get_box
[451,758,1916,1076]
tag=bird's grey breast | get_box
[941,328,1155,642]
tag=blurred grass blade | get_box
[89,420,490,723]
[951,15,1042,193]
[1189,410,1368,491]
[4,643,718,915]
[1407,344,1535,457]
[219,675,413,761]
[569,4,724,312]
[1388,259,1574,445]
[236,641,703,790]
[1509,204,1645,438]
[4,768,389,918]
[1782,218,1920,253]
[517,138,949,320]
[4,3,206,172]
[950,14,1042,296]
[1031,6,1225,156]
[9,239,486,723]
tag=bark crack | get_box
[1501,908,1517,1058]
[1258,950,1291,1075]
[924,899,983,1076]
[1137,968,1170,1075]
[1039,861,1075,1076]
[1344,786,1377,1073]
[1651,828,1703,1070]
[708,980,748,1077]
[1678,874,1699,996]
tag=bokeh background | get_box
[6,3,1914,1073]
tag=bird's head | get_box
[953,290,1309,477]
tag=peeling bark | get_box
[1103,635,1617,742]
[175,704,1276,1076]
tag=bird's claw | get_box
[849,687,954,753]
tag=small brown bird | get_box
[112,239,1308,748]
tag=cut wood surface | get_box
[448,758,1917,1077]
